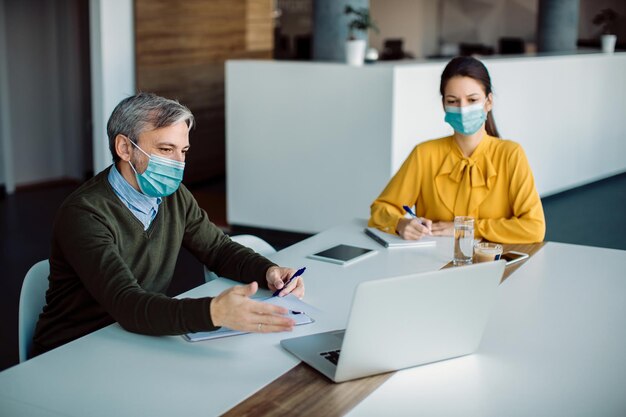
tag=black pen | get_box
[273,267,306,297]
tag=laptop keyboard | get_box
[320,349,341,365]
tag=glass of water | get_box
[453,216,474,266]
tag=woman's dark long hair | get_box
[439,56,500,138]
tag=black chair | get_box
[380,39,414,60]
[459,43,494,56]
[499,37,525,55]
[381,39,404,60]
[294,35,311,60]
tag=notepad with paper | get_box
[182,294,315,342]
[364,227,437,248]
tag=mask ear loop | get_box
[128,160,139,175]
[126,137,150,174]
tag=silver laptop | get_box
[281,260,506,383]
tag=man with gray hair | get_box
[32,92,304,357]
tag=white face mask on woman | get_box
[444,101,487,136]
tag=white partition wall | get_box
[226,53,626,233]
[226,62,395,233]
[488,54,626,194]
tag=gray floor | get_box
[0,172,624,371]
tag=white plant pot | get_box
[601,34,617,54]
[346,39,366,66]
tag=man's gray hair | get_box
[107,92,194,162]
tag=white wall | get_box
[90,0,135,174]
[227,54,626,233]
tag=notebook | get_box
[183,294,314,342]
[281,261,505,382]
[364,227,436,248]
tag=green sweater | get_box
[32,167,275,356]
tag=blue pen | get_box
[273,267,306,297]
[403,205,429,229]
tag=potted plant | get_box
[344,5,379,66]
[592,8,618,53]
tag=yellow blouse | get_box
[369,135,546,243]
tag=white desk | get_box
[1,220,625,416]
[0,219,451,417]
[347,242,626,416]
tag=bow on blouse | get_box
[435,153,497,216]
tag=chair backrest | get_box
[204,235,277,282]
[18,259,50,362]
[230,234,276,256]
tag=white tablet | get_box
[307,244,377,266]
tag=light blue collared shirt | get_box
[108,165,162,230]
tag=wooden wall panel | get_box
[135,0,273,183]
[246,0,274,51]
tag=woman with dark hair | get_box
[368,56,545,244]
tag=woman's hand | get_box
[397,217,433,240]
[431,221,455,236]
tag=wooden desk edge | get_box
[224,242,546,417]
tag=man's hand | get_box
[266,266,305,299]
[397,217,433,240]
[210,282,295,333]
[431,221,455,236]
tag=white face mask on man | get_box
[127,140,185,197]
